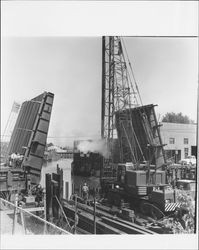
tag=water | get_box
[40,159,100,192]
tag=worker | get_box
[16,153,21,168]
[82,183,89,203]
[131,210,136,223]
[8,156,12,167]
[35,184,43,206]
[10,152,17,168]
[10,152,17,160]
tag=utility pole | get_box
[12,193,18,235]
[93,189,96,234]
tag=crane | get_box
[101,36,165,173]
[101,36,141,141]
[100,37,180,218]
[101,36,140,179]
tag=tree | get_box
[162,112,194,124]
[160,190,195,234]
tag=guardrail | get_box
[0,198,71,235]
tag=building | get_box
[46,145,73,161]
[160,122,197,162]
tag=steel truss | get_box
[101,36,138,163]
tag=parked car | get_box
[179,155,196,166]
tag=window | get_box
[184,138,189,144]
[169,138,175,144]
[184,148,189,158]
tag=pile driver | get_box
[100,36,180,218]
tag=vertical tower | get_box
[101,37,138,139]
[101,36,166,173]
[101,37,138,161]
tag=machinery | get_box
[100,36,180,218]
[179,155,196,166]
[0,91,54,207]
[106,163,180,218]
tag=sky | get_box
[1,36,198,146]
[1,1,198,149]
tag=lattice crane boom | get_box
[101,36,139,139]
[101,36,166,170]
[101,36,141,161]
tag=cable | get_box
[121,121,136,163]
[121,37,143,106]
[116,37,146,162]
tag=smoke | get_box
[77,139,110,158]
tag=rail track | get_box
[62,199,157,234]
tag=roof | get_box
[161,122,197,132]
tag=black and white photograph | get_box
[0,1,198,250]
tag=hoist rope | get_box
[121,37,143,107]
[121,121,137,163]
[117,37,146,162]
